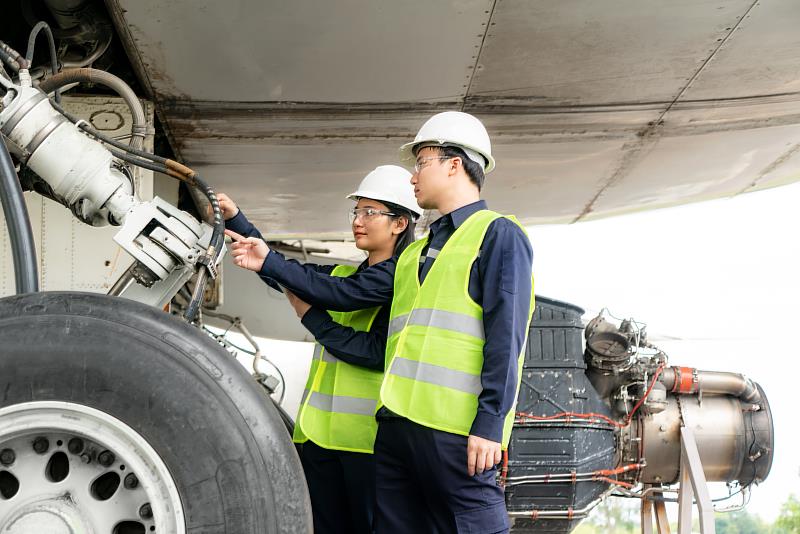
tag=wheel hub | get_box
[0,402,185,534]
[2,496,91,534]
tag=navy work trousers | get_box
[298,440,376,534]
[374,417,509,534]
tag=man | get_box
[229,111,534,533]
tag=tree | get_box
[775,495,800,533]
[579,497,638,534]
[715,509,770,534]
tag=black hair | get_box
[383,202,417,256]
[432,145,485,191]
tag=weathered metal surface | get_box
[104,0,800,235]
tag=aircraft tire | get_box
[0,291,312,533]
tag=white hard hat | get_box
[347,165,422,218]
[399,111,495,173]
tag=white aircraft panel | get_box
[469,0,755,104]
[184,139,413,237]
[681,0,800,101]
[589,123,800,217]
[113,0,492,102]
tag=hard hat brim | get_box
[347,189,422,218]
[398,139,495,173]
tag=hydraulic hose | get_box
[39,68,146,149]
[0,40,28,72]
[51,100,225,270]
[0,135,39,293]
[184,269,208,323]
[48,96,222,321]
[25,22,61,104]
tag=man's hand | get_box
[467,435,502,476]
[284,288,311,318]
[217,192,240,220]
[225,229,269,272]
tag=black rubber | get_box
[0,292,312,533]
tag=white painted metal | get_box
[678,426,716,534]
[0,96,154,297]
[0,401,184,534]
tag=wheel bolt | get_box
[124,473,139,489]
[98,450,115,467]
[68,437,85,454]
[0,448,15,466]
[80,452,92,464]
[139,503,153,519]
[32,437,49,454]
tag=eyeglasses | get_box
[414,156,452,173]
[348,207,397,224]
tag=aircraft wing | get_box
[104,0,800,236]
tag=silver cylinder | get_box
[634,385,773,485]
[660,367,762,403]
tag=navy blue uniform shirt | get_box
[257,201,534,443]
[226,211,387,371]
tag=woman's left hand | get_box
[284,288,311,318]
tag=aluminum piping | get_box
[660,367,761,403]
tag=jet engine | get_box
[505,297,773,533]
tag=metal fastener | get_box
[0,448,15,466]
[68,437,84,454]
[139,503,153,519]
[98,450,115,467]
[32,437,49,454]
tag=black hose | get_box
[39,68,145,149]
[48,101,223,263]
[50,100,166,164]
[105,145,170,176]
[25,22,61,104]
[50,97,225,320]
[184,269,208,322]
[0,136,39,293]
[187,172,224,256]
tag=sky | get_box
[527,182,800,521]
[224,180,800,523]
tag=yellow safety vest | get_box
[293,264,384,453]
[380,210,535,448]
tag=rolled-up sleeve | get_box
[470,219,533,443]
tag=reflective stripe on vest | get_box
[389,357,482,396]
[388,308,485,341]
[292,264,384,453]
[306,392,378,416]
[380,210,535,448]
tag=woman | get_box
[221,165,421,534]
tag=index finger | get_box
[467,448,477,476]
[224,229,247,243]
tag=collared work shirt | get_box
[257,201,533,443]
